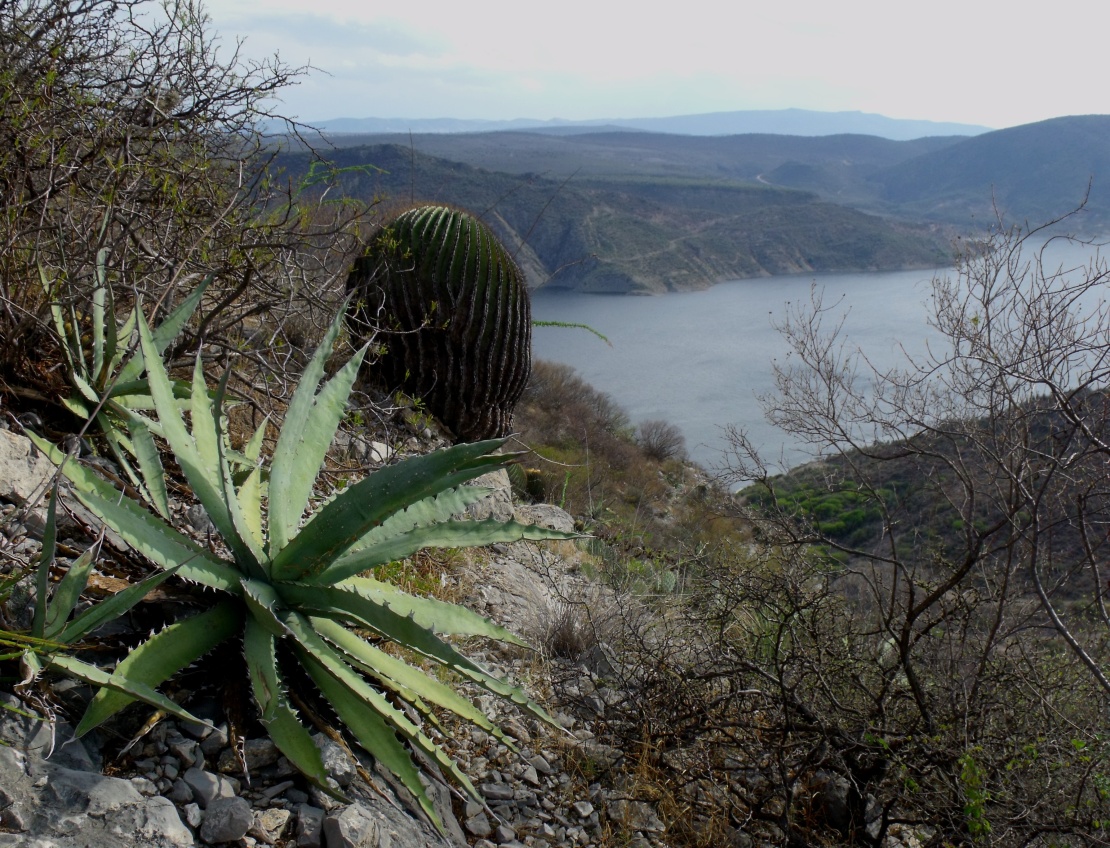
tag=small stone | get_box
[312,733,357,787]
[480,783,515,801]
[166,778,194,804]
[170,738,201,767]
[521,765,541,786]
[218,738,281,773]
[529,754,555,775]
[285,788,309,805]
[250,807,293,844]
[183,802,203,829]
[200,796,254,844]
[466,813,493,838]
[494,824,517,843]
[572,801,595,819]
[130,776,159,796]
[261,780,295,801]
[296,804,325,848]
[183,766,236,808]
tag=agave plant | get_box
[44,250,210,518]
[28,303,575,827]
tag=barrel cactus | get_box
[347,205,532,441]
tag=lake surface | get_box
[531,237,1107,475]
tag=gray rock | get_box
[0,429,55,507]
[608,799,665,833]
[199,796,254,844]
[312,733,357,787]
[296,804,325,848]
[0,702,193,848]
[323,803,383,848]
[182,767,237,808]
[464,470,515,522]
[249,807,293,844]
[479,783,514,802]
[465,813,493,837]
[512,503,576,534]
[217,738,280,773]
[572,801,595,819]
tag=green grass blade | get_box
[51,654,210,732]
[271,440,511,581]
[268,302,358,554]
[314,517,577,587]
[76,601,240,732]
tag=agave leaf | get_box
[43,540,100,640]
[91,257,107,383]
[339,575,527,645]
[71,371,100,405]
[243,617,340,799]
[120,410,170,519]
[25,433,237,590]
[271,440,512,581]
[340,486,494,558]
[241,578,291,638]
[109,306,138,374]
[59,564,182,644]
[268,302,364,554]
[278,584,557,727]
[236,417,268,545]
[311,617,513,746]
[71,487,240,592]
[77,601,241,733]
[51,654,209,731]
[139,318,263,578]
[297,644,444,829]
[192,362,265,573]
[285,613,477,802]
[115,278,210,386]
[44,266,78,376]
[32,486,60,639]
[314,517,576,587]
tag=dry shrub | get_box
[637,419,686,462]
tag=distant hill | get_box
[287,144,951,294]
[322,116,1110,229]
[312,109,991,141]
[870,115,1110,226]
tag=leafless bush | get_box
[0,0,374,412]
[637,419,686,461]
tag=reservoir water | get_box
[531,237,1107,474]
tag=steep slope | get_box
[303,144,951,293]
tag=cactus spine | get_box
[346,205,532,441]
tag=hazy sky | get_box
[203,0,1109,129]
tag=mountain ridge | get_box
[312,108,992,141]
